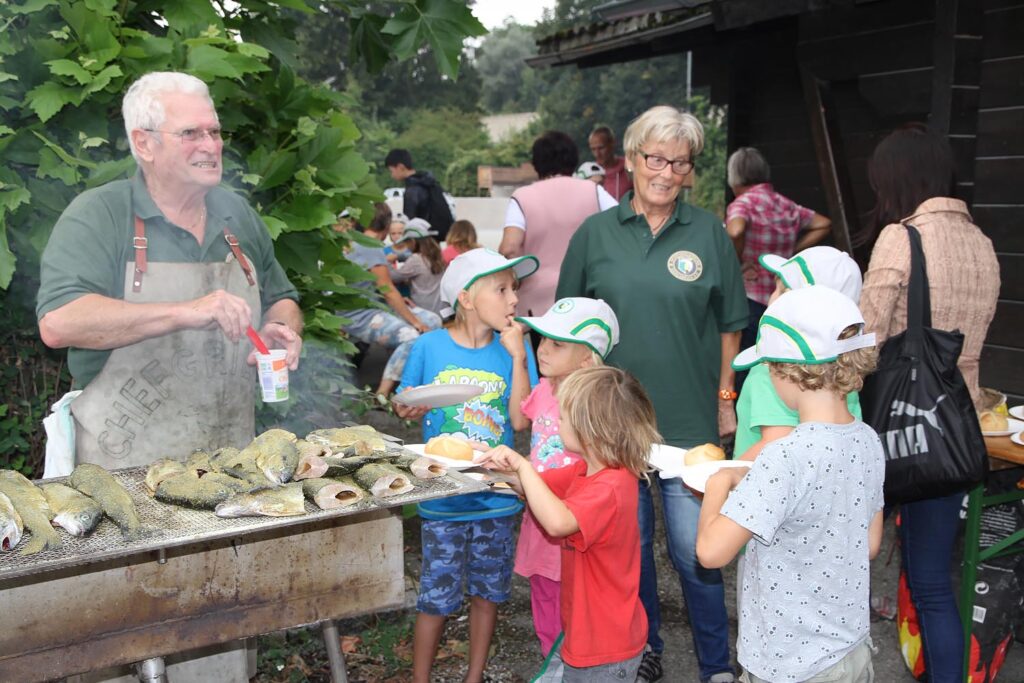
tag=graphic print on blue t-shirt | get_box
[427,365,508,445]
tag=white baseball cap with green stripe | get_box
[759,246,863,302]
[516,297,621,358]
[732,285,876,370]
[440,248,540,318]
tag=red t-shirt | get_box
[541,461,647,667]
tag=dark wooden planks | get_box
[981,345,1024,397]
[976,109,1024,155]
[975,206,1024,253]
[986,301,1024,348]
[974,158,1024,204]
[978,57,1024,108]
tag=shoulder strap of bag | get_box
[904,223,932,332]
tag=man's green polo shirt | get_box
[36,171,298,388]
[556,194,747,448]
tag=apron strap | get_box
[223,229,256,287]
[132,215,148,293]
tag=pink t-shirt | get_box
[514,379,583,580]
[442,244,464,265]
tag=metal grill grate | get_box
[0,445,485,582]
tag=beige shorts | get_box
[739,639,874,683]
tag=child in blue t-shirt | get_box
[393,248,540,683]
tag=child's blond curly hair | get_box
[768,324,878,395]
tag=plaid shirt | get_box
[726,183,814,304]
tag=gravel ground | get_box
[254,347,1024,682]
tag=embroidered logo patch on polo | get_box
[667,250,703,282]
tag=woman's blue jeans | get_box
[639,476,733,681]
[899,491,964,683]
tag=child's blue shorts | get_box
[417,516,517,615]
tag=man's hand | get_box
[246,321,302,370]
[187,289,253,342]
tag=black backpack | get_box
[425,183,454,241]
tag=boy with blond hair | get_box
[696,285,885,683]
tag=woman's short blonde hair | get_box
[556,366,661,481]
[768,325,879,395]
[623,105,705,161]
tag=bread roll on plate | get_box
[684,443,726,467]
[425,435,475,461]
[979,411,1008,432]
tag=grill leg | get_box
[321,619,349,683]
[135,656,167,682]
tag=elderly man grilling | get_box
[36,71,302,681]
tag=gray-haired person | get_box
[725,147,831,389]
[37,71,303,679]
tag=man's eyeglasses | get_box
[144,127,225,143]
[639,151,694,175]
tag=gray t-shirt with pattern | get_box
[721,421,884,682]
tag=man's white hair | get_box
[623,105,705,161]
[122,72,216,161]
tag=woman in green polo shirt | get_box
[556,105,747,683]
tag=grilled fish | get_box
[0,491,23,551]
[294,454,379,481]
[215,482,305,518]
[301,477,367,510]
[40,483,103,537]
[244,429,299,485]
[306,426,388,454]
[184,450,219,477]
[144,458,188,494]
[68,464,151,541]
[155,472,250,509]
[0,470,59,555]
[353,463,414,498]
[210,446,249,471]
[391,454,447,479]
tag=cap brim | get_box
[515,316,604,357]
[462,255,539,292]
[731,345,763,371]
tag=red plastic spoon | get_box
[246,325,270,355]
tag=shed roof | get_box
[530,0,861,68]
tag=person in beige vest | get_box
[499,131,617,319]
[36,71,303,683]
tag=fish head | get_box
[1,517,21,551]
[54,506,103,537]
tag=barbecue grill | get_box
[0,438,487,682]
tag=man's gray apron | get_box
[71,259,260,465]
[67,222,260,683]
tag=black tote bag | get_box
[860,224,988,505]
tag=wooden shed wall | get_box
[723,0,1023,402]
[975,0,1024,404]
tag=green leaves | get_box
[24,81,78,122]
[381,0,486,79]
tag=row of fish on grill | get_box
[0,425,447,556]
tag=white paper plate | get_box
[648,444,689,479]
[1008,405,1024,420]
[402,443,477,470]
[392,383,484,408]
[982,417,1024,437]
[1011,432,1024,447]
[681,460,752,494]
[463,471,520,495]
